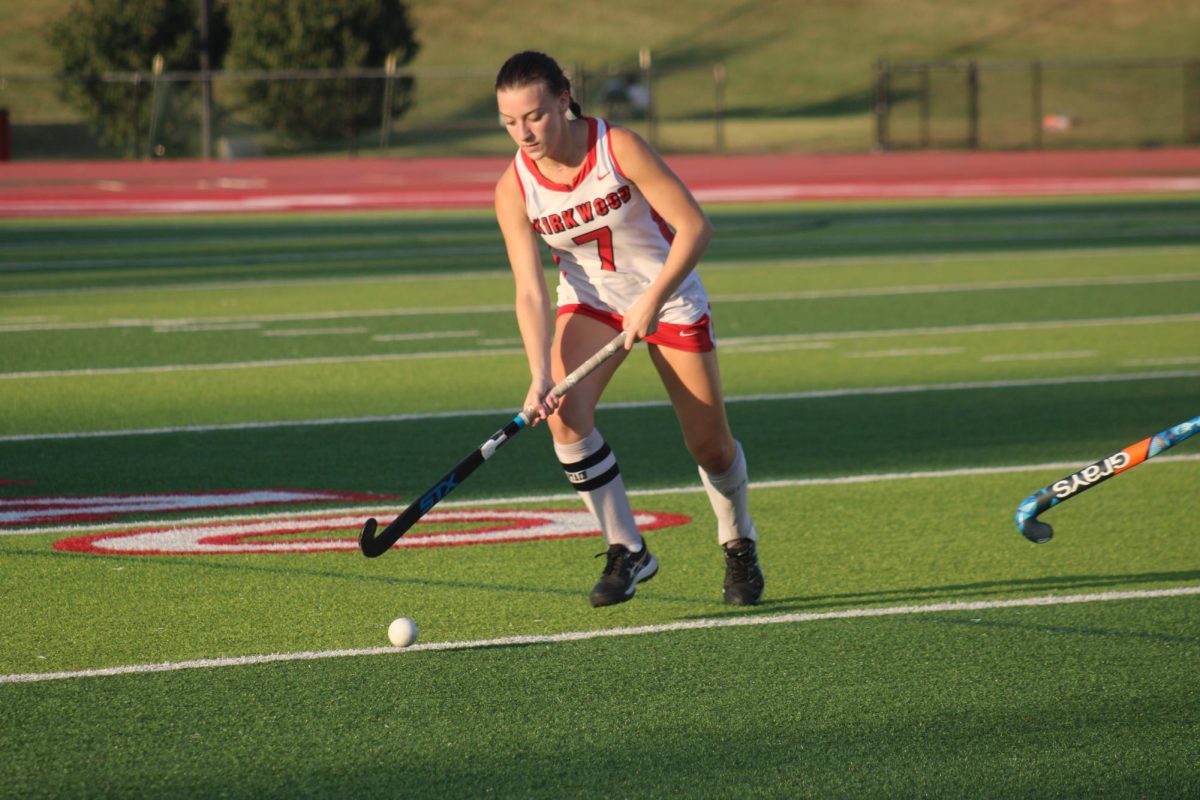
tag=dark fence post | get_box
[874,58,890,151]
[919,65,931,148]
[199,0,213,159]
[966,60,980,149]
[1031,60,1043,149]
[0,108,10,160]
[639,48,655,148]
[1185,59,1200,144]
[713,62,726,153]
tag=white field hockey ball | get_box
[388,617,419,647]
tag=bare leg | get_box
[547,313,643,553]
[649,344,757,547]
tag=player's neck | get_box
[540,118,589,173]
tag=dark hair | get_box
[495,51,583,118]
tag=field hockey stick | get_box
[359,331,630,557]
[1014,414,1200,544]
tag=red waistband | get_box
[557,304,714,352]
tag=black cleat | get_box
[723,538,764,605]
[590,543,658,607]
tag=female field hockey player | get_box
[493,51,764,607]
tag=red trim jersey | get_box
[512,117,710,329]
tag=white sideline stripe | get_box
[846,346,964,359]
[981,350,1096,363]
[154,322,262,333]
[4,273,1200,333]
[1122,356,1200,367]
[0,347,524,380]
[4,587,1198,684]
[260,327,368,338]
[5,453,1198,538]
[3,368,1199,443]
[3,312,1200,381]
[0,304,515,334]
[715,271,1200,303]
[372,329,478,342]
[5,245,1196,300]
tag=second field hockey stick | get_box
[359,331,630,557]
[1014,414,1200,543]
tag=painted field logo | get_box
[53,508,691,555]
[1,489,387,527]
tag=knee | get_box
[548,396,595,443]
[690,435,736,475]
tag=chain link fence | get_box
[0,60,733,161]
[874,56,1200,151]
[4,56,1198,160]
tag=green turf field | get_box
[2,195,1199,797]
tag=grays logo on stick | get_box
[1014,414,1199,543]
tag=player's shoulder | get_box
[604,123,656,174]
[494,159,523,203]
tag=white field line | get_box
[0,347,525,380]
[846,347,964,359]
[981,350,1097,363]
[154,322,263,333]
[260,327,369,338]
[0,243,501,272]
[0,304,515,334]
[372,329,478,342]
[714,271,1200,303]
[0,268,511,299]
[4,273,1200,334]
[3,368,1199,443]
[4,312,1200,381]
[3,586,1198,685]
[5,244,1199,301]
[1122,356,1200,367]
[5,453,1199,538]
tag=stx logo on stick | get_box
[419,475,459,513]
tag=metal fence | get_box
[874,56,1200,151]
[4,56,1197,160]
[0,58,731,161]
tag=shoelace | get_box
[725,545,757,583]
[595,546,629,577]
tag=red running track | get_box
[2,148,1200,217]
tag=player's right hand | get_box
[522,378,560,426]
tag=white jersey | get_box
[512,117,709,325]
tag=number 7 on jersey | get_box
[572,226,616,271]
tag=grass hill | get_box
[1,0,1198,155]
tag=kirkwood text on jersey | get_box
[531,185,634,234]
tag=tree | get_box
[47,0,230,157]
[225,0,419,146]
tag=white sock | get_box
[554,429,643,551]
[699,440,757,546]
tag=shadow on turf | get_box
[13,547,709,606]
[675,570,1200,619]
[909,616,1200,645]
[17,548,1200,615]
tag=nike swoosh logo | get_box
[679,330,699,337]
[596,167,610,181]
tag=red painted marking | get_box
[3,148,1200,217]
[1,489,392,527]
[51,508,693,555]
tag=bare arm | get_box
[608,126,713,348]
[494,165,558,423]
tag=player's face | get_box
[497,83,569,160]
